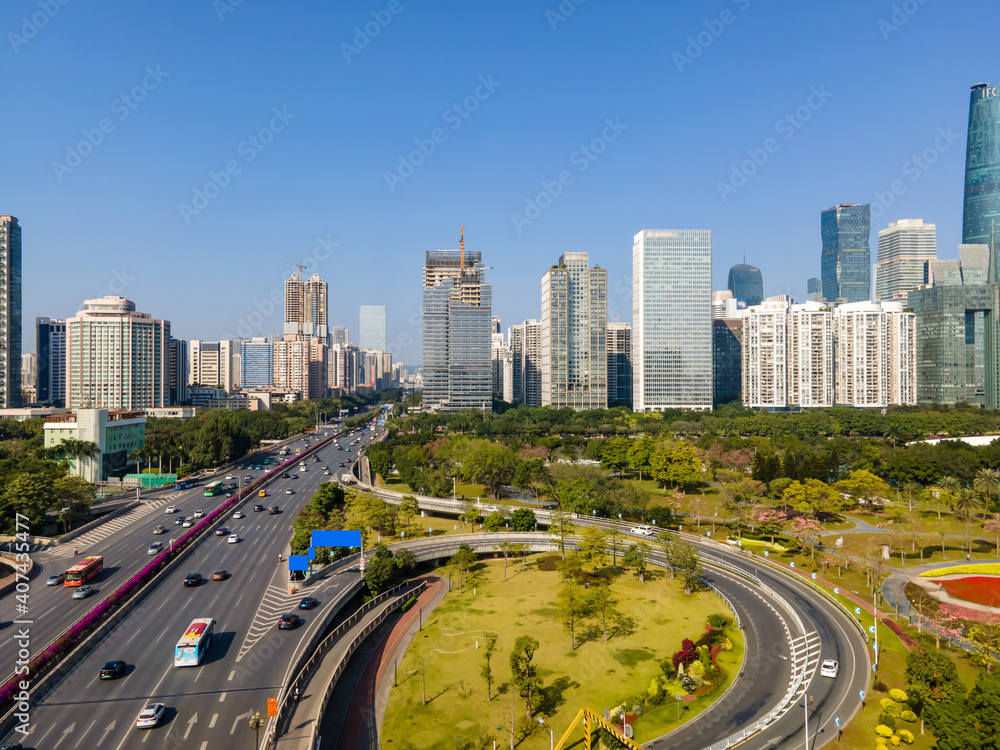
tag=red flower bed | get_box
[931,576,1000,608]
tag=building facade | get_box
[359,306,386,352]
[240,336,274,388]
[607,321,632,409]
[633,229,712,411]
[43,409,146,483]
[541,253,607,410]
[821,203,871,304]
[742,300,788,409]
[36,316,67,406]
[66,297,170,410]
[833,301,916,407]
[284,272,328,338]
[712,318,742,408]
[727,263,763,306]
[0,216,22,408]
[807,277,822,302]
[509,319,542,406]
[787,302,834,408]
[963,83,1000,248]
[167,338,188,406]
[189,339,235,391]
[876,219,937,301]
[273,335,327,399]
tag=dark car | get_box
[0,743,23,750]
[215,527,228,536]
[282,472,291,478]
[268,506,279,515]
[99,660,126,680]
[298,597,318,610]
[278,613,300,630]
[183,573,202,587]
[253,504,265,512]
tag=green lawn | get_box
[381,555,744,749]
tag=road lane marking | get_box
[228,671,235,681]
[231,710,251,734]
[219,691,227,702]
[209,714,218,728]
[73,719,96,748]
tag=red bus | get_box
[64,556,103,586]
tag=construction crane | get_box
[459,223,465,271]
[281,260,306,337]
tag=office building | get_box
[607,321,632,409]
[510,319,542,406]
[490,319,510,402]
[807,277,823,302]
[21,354,36,403]
[876,219,937,301]
[168,338,188,406]
[0,216,22,408]
[66,297,170,410]
[963,83,1000,248]
[189,340,235,391]
[284,272,328,338]
[541,252,607,410]
[821,204,871,304]
[727,263,763,306]
[422,234,492,412]
[44,408,146,483]
[712,318,742,408]
[36,317,67,406]
[359,306,386,352]
[273,335,327,399]
[330,326,349,347]
[833,301,916,407]
[633,229,712,411]
[240,337,274,388]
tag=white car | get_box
[233,511,245,519]
[193,510,204,519]
[147,542,163,555]
[165,505,178,514]
[228,534,239,544]
[72,585,94,600]
[820,659,840,678]
[226,475,234,480]
[182,519,194,528]
[630,525,655,537]
[135,702,165,729]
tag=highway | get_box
[4,424,381,750]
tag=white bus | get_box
[174,618,216,667]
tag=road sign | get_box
[835,716,840,727]
[834,588,839,594]
[791,562,795,568]
[765,551,769,557]
[860,690,865,699]
[855,607,861,615]
[267,697,277,717]
[811,573,817,579]
[869,625,876,633]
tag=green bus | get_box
[203,480,224,497]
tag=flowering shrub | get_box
[876,725,894,738]
[899,710,917,723]
[888,688,907,703]
[920,563,1000,577]
[897,729,914,744]
[672,638,697,669]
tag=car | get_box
[135,702,165,729]
[629,525,655,537]
[183,573,202,587]
[99,660,126,680]
[72,585,94,599]
[820,659,840,678]
[278,613,301,630]
[337,446,343,451]
[165,505,178,514]
[285,489,294,495]
[182,519,194,528]
[211,570,228,581]
[253,504,265,512]
[215,527,228,536]
[323,469,331,476]
[233,511,245,519]
[282,472,291,478]
[174,516,186,525]
[46,573,64,586]
[289,474,297,479]
[226,492,233,498]
[298,596,318,610]
[0,743,23,750]
[153,525,167,535]
[228,534,239,544]
[147,542,163,555]
[226,475,233,480]
[244,475,252,481]
[268,505,280,514]
[193,510,204,518]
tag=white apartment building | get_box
[741,299,787,408]
[787,302,834,407]
[834,301,916,407]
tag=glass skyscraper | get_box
[963,83,1000,250]
[727,263,763,306]
[821,203,871,304]
[633,229,712,411]
[359,305,387,352]
[240,336,274,388]
[0,216,21,407]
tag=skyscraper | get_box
[807,277,822,302]
[541,252,607,410]
[633,229,712,411]
[66,297,170,409]
[727,263,763,306]
[284,272,328,338]
[422,233,493,412]
[875,219,937,301]
[510,320,542,406]
[821,203,871,304]
[963,84,1000,249]
[712,318,742,408]
[359,306,386,351]
[607,322,632,409]
[36,317,67,406]
[0,216,22,407]
[168,338,188,405]
[189,340,236,390]
[330,326,349,347]
[240,337,274,388]
[273,336,326,398]
[833,301,916,407]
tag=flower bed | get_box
[929,576,1000,608]
[919,563,1000,577]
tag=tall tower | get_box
[964,84,1000,250]
[876,219,937,301]
[359,305,387,351]
[541,252,607,410]
[821,204,871,304]
[36,317,67,406]
[0,216,22,407]
[727,263,763,306]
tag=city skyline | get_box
[5,2,999,365]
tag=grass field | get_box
[380,555,744,749]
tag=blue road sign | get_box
[811,573,817,579]
[860,690,865,699]
[834,588,839,594]
[869,625,876,633]
[855,607,861,615]
[835,716,840,727]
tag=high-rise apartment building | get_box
[875,219,937,301]
[273,336,327,399]
[0,216,22,408]
[633,229,712,411]
[422,236,492,412]
[712,318,742,408]
[168,338,188,405]
[607,321,632,409]
[712,290,746,320]
[330,344,359,392]
[787,302,834,408]
[240,336,274,388]
[963,83,1000,248]
[727,263,763,306]
[541,253,607,410]
[509,320,542,406]
[821,203,871,304]
[36,317,67,406]
[359,306,386,352]
[742,299,788,409]
[66,297,170,409]
[189,340,235,391]
[284,272,328,338]
[833,301,916,407]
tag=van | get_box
[258,489,267,497]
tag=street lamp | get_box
[248,709,264,750]
[537,717,553,750]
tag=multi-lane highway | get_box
[5,423,382,749]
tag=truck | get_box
[341,473,355,485]
[279,448,289,457]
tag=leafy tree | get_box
[599,437,631,476]
[750,505,786,543]
[622,541,650,583]
[365,443,393,483]
[481,633,498,701]
[589,583,620,642]
[395,548,417,575]
[513,457,548,499]
[833,469,890,507]
[548,509,573,560]
[579,527,607,572]
[627,437,655,481]
[925,670,1000,750]
[671,538,703,594]
[3,473,56,530]
[398,496,419,534]
[650,440,702,490]
[449,543,477,592]
[789,516,823,563]
[459,497,480,532]
[462,440,522,500]
[558,579,588,650]
[363,553,396,594]
[509,508,536,532]
[782,479,840,518]
[509,635,542,720]
[484,509,510,532]
[494,541,516,581]
[905,647,963,719]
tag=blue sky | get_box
[3,0,997,365]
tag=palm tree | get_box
[62,439,100,479]
[954,487,979,555]
[902,481,921,512]
[938,476,962,520]
[974,468,1000,520]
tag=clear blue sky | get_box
[4,0,998,365]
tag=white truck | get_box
[341,473,355,485]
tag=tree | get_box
[627,437,654,481]
[905,646,963,719]
[481,633,498,701]
[975,467,1000,520]
[599,437,631,476]
[363,552,396,595]
[578,527,607,572]
[650,440,702,490]
[462,440,522,500]
[606,523,625,569]
[495,541,516,581]
[484,509,510,532]
[548,509,573,561]
[789,516,823,563]
[589,583,620,642]
[3,473,56,530]
[459,497,479,532]
[902,481,922,512]
[509,508,536,532]
[968,614,1000,675]
[750,505,786,544]
[623,542,650,583]
[833,469,890,508]
[509,635,542,720]
[395,548,417,575]
[449,543,477,592]
[558,579,587,650]
[513,457,548,499]
[925,670,1000,750]
[720,477,766,511]
[782,479,840,518]
[399,496,419,534]
[672,538,703,594]
[954,487,978,553]
[987,514,1000,557]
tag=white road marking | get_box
[231,710,251,734]
[219,691,227,702]
[73,719,96,748]
[209,714,218,728]
[228,671,235,681]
